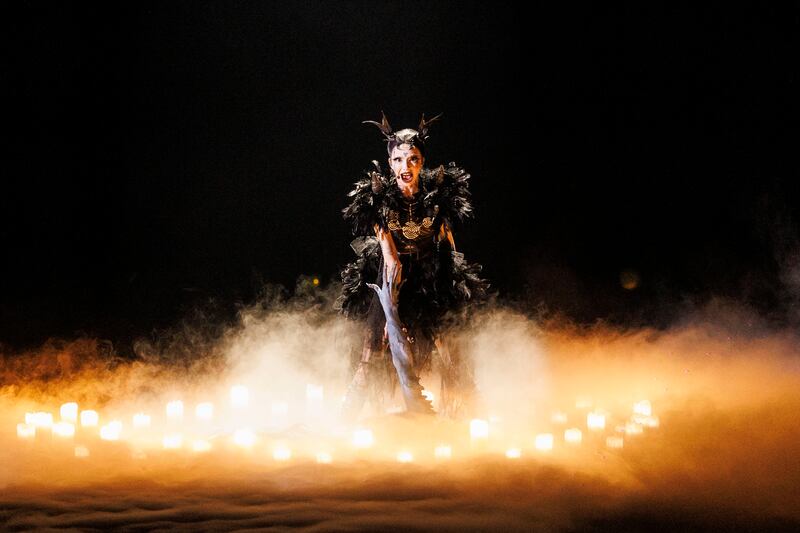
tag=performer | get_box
[336,112,491,421]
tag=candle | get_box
[534,433,554,452]
[470,419,489,440]
[60,402,79,423]
[564,428,583,445]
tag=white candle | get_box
[80,410,99,427]
[587,411,606,431]
[133,413,151,429]
[353,428,374,448]
[162,433,183,449]
[60,402,79,423]
[434,445,452,459]
[233,428,257,448]
[470,419,489,440]
[316,452,332,464]
[396,451,414,463]
[17,423,36,439]
[505,447,522,459]
[534,433,554,451]
[195,402,214,420]
[564,428,583,444]
[231,385,249,408]
[53,422,75,438]
[166,400,184,419]
[273,446,292,461]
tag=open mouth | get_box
[400,172,413,183]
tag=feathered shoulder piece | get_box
[343,161,474,235]
[419,162,474,229]
[342,160,391,236]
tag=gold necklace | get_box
[388,200,434,240]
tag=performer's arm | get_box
[375,223,401,282]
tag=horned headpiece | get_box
[363,111,443,155]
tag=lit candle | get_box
[28,412,53,429]
[231,385,249,408]
[633,400,652,417]
[470,419,489,440]
[163,433,183,449]
[233,428,257,448]
[16,423,35,439]
[100,421,122,441]
[396,451,414,463]
[587,411,606,431]
[353,428,374,448]
[80,410,99,427]
[434,445,452,459]
[166,400,184,419]
[192,440,212,453]
[52,422,75,438]
[534,433,554,452]
[625,422,643,435]
[273,446,292,461]
[316,452,332,464]
[195,402,214,420]
[505,448,522,459]
[74,446,90,458]
[564,428,583,445]
[133,413,151,429]
[60,402,79,423]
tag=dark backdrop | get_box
[4,2,797,349]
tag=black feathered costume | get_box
[336,161,491,374]
[336,112,491,420]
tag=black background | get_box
[4,2,798,349]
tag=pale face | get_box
[389,144,424,197]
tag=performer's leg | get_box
[435,336,480,419]
[340,296,386,423]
